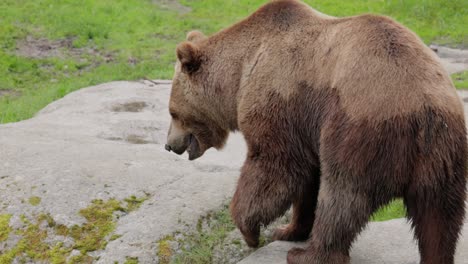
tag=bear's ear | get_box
[176,41,202,74]
[186,30,206,42]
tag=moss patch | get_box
[68,253,94,263]
[124,256,139,264]
[28,196,41,206]
[0,214,71,264]
[124,195,149,212]
[157,235,175,264]
[72,199,124,252]
[0,195,147,264]
[0,214,12,242]
[109,234,122,241]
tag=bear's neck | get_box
[200,35,266,131]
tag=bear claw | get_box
[287,247,308,264]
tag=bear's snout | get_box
[166,119,191,156]
[165,138,189,155]
[165,133,204,160]
[164,144,172,152]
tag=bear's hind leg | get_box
[404,126,467,264]
[287,176,372,264]
[405,176,466,264]
[273,167,320,242]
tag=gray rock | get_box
[430,45,468,74]
[0,80,246,263]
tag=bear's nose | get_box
[165,144,172,152]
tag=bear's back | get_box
[323,14,464,121]
[236,1,464,122]
[218,0,464,124]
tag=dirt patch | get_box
[16,36,73,59]
[150,33,178,41]
[16,36,114,68]
[152,0,191,14]
[111,102,148,113]
[103,135,152,144]
[0,89,21,99]
[125,135,151,144]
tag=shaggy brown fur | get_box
[165,1,467,263]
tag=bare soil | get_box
[16,36,114,67]
[111,102,148,113]
[152,0,191,14]
[0,89,21,99]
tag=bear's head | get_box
[165,31,229,160]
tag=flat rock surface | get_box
[0,47,467,263]
[0,80,247,263]
[431,45,468,74]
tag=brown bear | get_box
[164,1,467,263]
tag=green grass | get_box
[172,204,237,264]
[0,0,467,123]
[371,200,406,221]
[453,70,468,89]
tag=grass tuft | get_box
[452,71,468,89]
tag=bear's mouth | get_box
[186,134,202,160]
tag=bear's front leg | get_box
[230,157,292,247]
[273,166,320,242]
